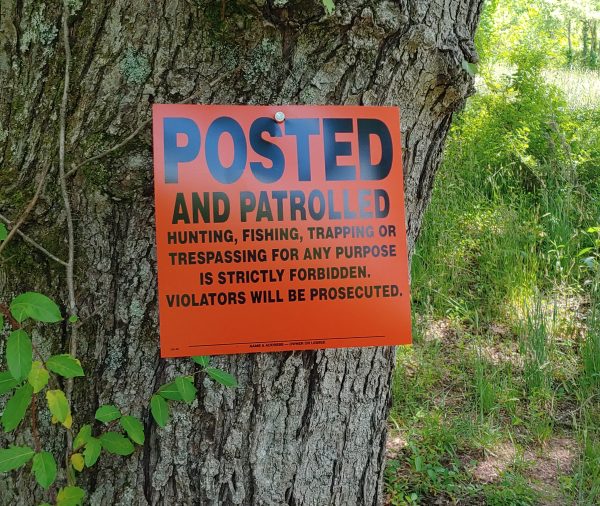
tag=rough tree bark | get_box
[0,0,482,504]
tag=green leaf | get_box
[28,361,49,393]
[6,329,32,381]
[83,437,101,467]
[99,432,135,456]
[0,314,4,328]
[56,486,85,506]
[0,371,19,394]
[70,453,84,472]
[192,356,210,367]
[0,446,34,472]
[73,424,92,450]
[150,394,169,428]
[322,0,335,15]
[1,383,33,432]
[157,381,183,401]
[95,404,121,423]
[0,223,7,241]
[415,455,423,472]
[32,451,57,489]
[10,292,62,323]
[68,315,79,324]
[578,247,593,257]
[462,59,477,76]
[175,376,197,403]
[46,354,84,378]
[206,367,238,388]
[46,389,70,425]
[120,415,145,445]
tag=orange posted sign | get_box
[152,105,411,357]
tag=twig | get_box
[65,120,150,178]
[73,301,107,328]
[31,395,41,453]
[0,303,20,330]
[30,340,49,365]
[0,213,67,266]
[0,164,52,257]
[59,0,78,475]
[66,66,242,179]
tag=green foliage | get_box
[32,451,57,489]
[150,394,169,427]
[0,223,7,241]
[10,292,61,323]
[73,424,91,450]
[70,453,84,472]
[157,381,183,400]
[206,367,238,388]
[120,416,145,445]
[94,404,121,423]
[474,352,498,420]
[0,371,19,394]
[46,354,84,378]
[192,355,210,367]
[98,432,134,456]
[0,446,34,472]
[321,0,335,15]
[56,486,85,506]
[46,389,71,428]
[387,3,600,502]
[7,329,32,381]
[175,376,197,403]
[83,437,102,467]
[519,299,552,393]
[482,472,537,505]
[581,281,600,394]
[28,361,49,393]
[2,383,33,432]
[0,292,239,501]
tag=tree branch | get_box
[66,66,242,179]
[31,395,41,453]
[59,0,78,473]
[0,213,68,266]
[0,164,52,257]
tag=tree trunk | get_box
[591,20,598,65]
[567,17,572,65]
[0,0,482,504]
[583,19,589,62]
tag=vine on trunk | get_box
[0,291,237,505]
[0,1,238,504]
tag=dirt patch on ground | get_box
[477,340,523,368]
[470,442,517,483]
[525,437,578,505]
[469,437,577,505]
[385,431,407,460]
[419,317,461,345]
[526,437,577,484]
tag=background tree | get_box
[0,0,482,504]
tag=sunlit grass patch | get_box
[543,68,600,110]
[387,12,600,501]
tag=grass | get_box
[385,60,600,504]
[543,68,600,110]
[480,66,600,110]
